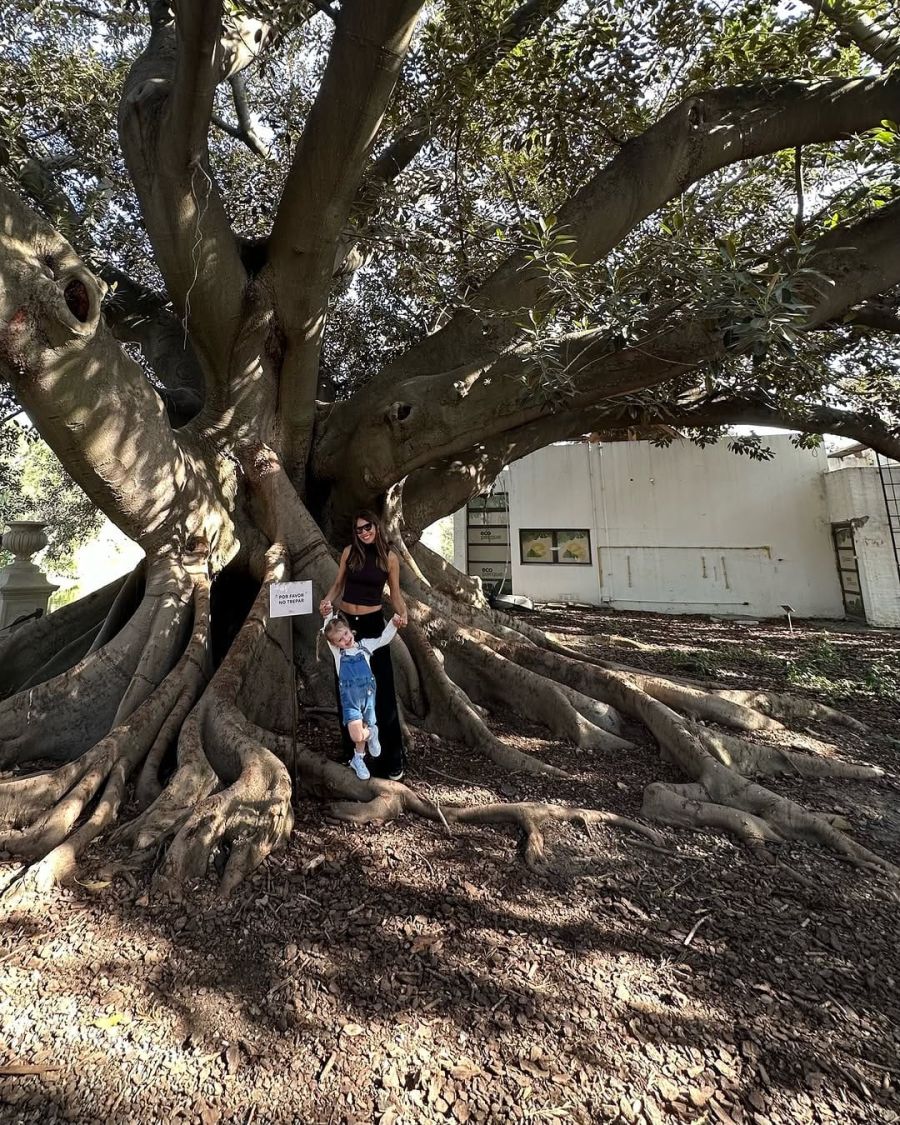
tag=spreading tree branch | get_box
[350,1,568,232]
[362,75,900,392]
[0,184,234,559]
[655,395,900,460]
[211,73,270,158]
[816,0,900,69]
[267,0,424,478]
[842,300,900,334]
[119,2,250,402]
[170,0,226,161]
[315,195,900,501]
[400,390,900,532]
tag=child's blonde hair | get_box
[323,613,351,641]
[317,613,352,662]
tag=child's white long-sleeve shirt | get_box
[321,612,397,678]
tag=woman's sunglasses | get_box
[355,521,375,533]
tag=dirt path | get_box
[1,610,898,1124]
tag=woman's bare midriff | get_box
[337,601,384,616]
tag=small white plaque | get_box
[269,580,314,618]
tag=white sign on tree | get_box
[269,580,314,618]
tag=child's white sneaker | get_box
[367,725,381,758]
[349,753,370,780]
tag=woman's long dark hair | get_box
[347,509,392,573]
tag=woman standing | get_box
[319,511,408,780]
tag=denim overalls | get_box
[338,648,377,729]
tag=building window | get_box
[520,529,591,565]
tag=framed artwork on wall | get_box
[519,529,591,565]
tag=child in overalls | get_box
[321,611,401,780]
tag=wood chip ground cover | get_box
[1,608,898,1124]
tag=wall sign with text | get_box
[269,580,314,617]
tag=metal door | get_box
[831,523,865,619]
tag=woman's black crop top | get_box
[342,546,388,606]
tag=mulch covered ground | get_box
[1,608,898,1124]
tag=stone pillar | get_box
[0,520,59,629]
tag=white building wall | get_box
[507,437,845,618]
[508,443,602,604]
[825,466,900,627]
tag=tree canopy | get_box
[2,0,900,493]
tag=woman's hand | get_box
[319,599,332,618]
[395,611,408,628]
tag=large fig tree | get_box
[1,0,898,895]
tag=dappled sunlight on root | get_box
[0,578,211,897]
[155,781,294,901]
[400,613,570,778]
[710,688,868,733]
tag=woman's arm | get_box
[386,551,408,626]
[320,546,350,616]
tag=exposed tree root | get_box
[402,617,569,776]
[244,724,665,874]
[390,635,427,720]
[443,631,634,753]
[328,779,665,872]
[113,705,219,854]
[641,782,785,848]
[114,545,295,897]
[699,727,882,781]
[0,557,193,767]
[393,556,893,874]
[428,611,630,740]
[85,561,146,655]
[133,680,202,809]
[410,541,489,608]
[0,523,892,901]
[0,574,126,698]
[599,676,898,875]
[154,704,293,899]
[641,773,893,872]
[110,561,194,724]
[0,578,211,896]
[470,598,864,740]
[709,688,867,733]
